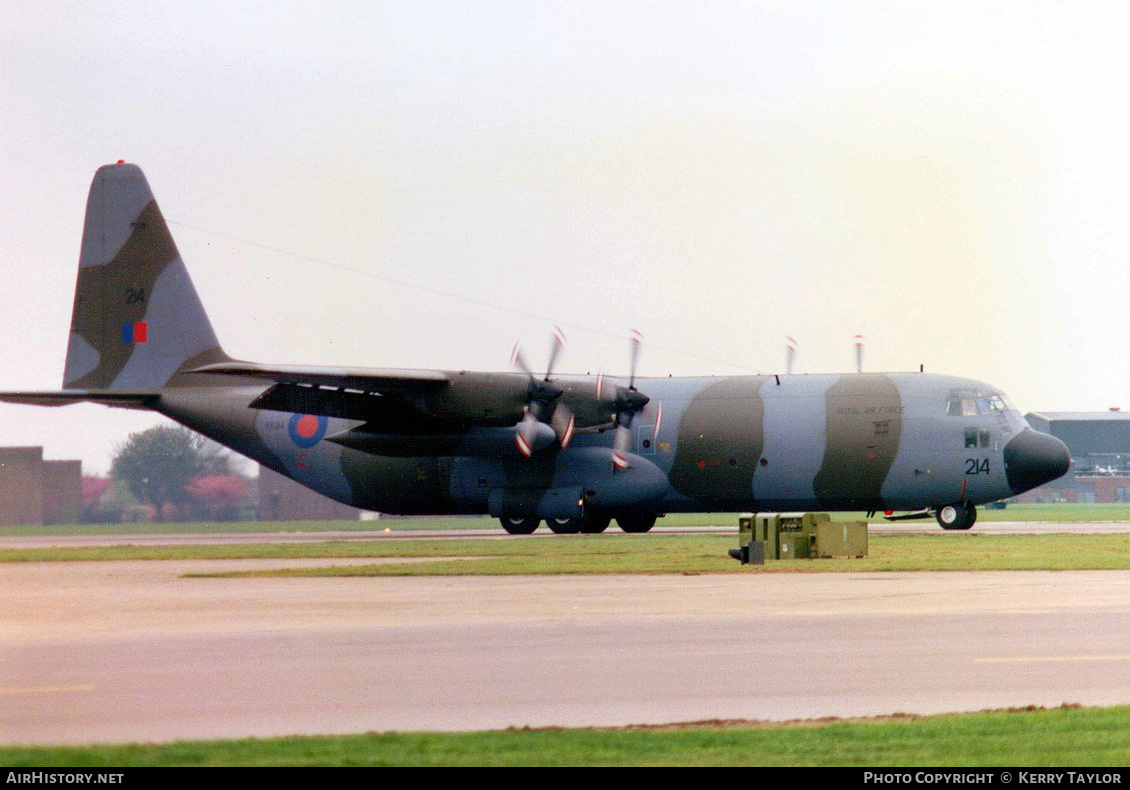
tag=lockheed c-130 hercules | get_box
[0,163,1071,533]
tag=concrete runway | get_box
[4,543,1130,745]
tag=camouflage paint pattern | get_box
[174,368,1034,517]
[64,164,228,391]
[667,376,767,510]
[812,374,902,510]
[0,163,1071,523]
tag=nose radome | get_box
[1004,429,1071,494]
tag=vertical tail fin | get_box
[63,163,230,390]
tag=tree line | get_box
[82,426,254,523]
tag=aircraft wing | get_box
[187,362,529,427]
[186,362,451,392]
[0,390,160,410]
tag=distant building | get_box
[0,447,82,525]
[257,466,362,521]
[43,460,83,524]
[1020,411,1130,503]
[1026,411,1130,465]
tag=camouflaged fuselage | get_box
[0,162,1069,524]
[157,370,1030,518]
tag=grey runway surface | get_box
[4,551,1130,745]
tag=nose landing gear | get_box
[935,502,977,531]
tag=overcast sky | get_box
[3,2,1130,473]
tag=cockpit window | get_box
[946,389,1012,417]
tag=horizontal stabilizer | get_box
[0,390,159,410]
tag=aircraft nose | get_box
[1003,430,1071,494]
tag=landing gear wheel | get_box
[548,517,581,534]
[579,514,611,534]
[500,516,539,535]
[936,503,977,531]
[617,513,657,533]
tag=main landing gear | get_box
[498,513,655,534]
[547,514,612,534]
[500,516,539,535]
[935,502,977,531]
[616,513,657,533]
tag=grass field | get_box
[2,705,1128,766]
[3,502,1130,537]
[6,532,1130,575]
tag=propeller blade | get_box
[515,411,538,457]
[545,325,566,380]
[511,327,571,457]
[608,331,649,468]
[551,402,576,449]
[786,336,798,375]
[510,343,534,378]
[613,423,631,470]
[853,334,864,374]
[628,329,642,389]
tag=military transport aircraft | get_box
[0,163,1071,533]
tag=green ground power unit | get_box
[733,512,868,563]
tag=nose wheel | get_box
[936,503,977,530]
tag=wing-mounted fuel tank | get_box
[469,447,669,520]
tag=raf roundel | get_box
[288,413,328,449]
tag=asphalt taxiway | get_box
[3,530,1130,744]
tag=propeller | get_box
[612,330,649,470]
[510,326,576,456]
[853,334,865,374]
[785,336,798,375]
